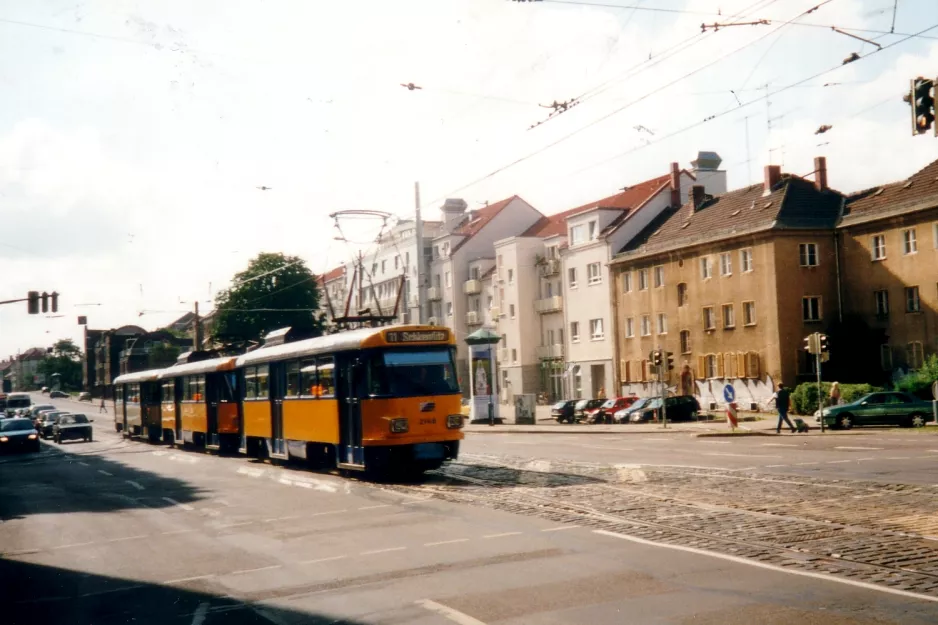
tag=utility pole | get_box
[815,336,824,434]
[414,181,426,325]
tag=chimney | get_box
[689,185,706,210]
[763,165,782,194]
[441,198,468,233]
[814,156,828,191]
[669,161,680,207]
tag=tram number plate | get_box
[413,443,445,460]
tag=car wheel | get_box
[910,413,926,428]
[837,414,853,430]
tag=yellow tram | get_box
[112,324,464,476]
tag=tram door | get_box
[268,363,286,456]
[206,373,220,448]
[174,378,183,443]
[338,356,364,467]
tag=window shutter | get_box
[621,360,630,383]
[716,352,725,378]
[724,352,736,378]
[696,355,706,380]
[747,352,761,378]
[736,352,746,378]
[640,360,647,382]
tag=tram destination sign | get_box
[385,329,449,343]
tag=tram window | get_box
[376,349,459,397]
[130,383,140,404]
[193,375,205,402]
[244,367,257,399]
[219,372,237,402]
[162,382,174,402]
[300,359,318,397]
[116,386,124,403]
[183,377,191,401]
[256,365,270,399]
[317,357,335,397]
[285,361,300,397]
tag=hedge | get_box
[790,382,883,415]
[894,355,938,400]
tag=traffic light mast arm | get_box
[0,297,31,305]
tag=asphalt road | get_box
[1,397,936,624]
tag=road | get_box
[0,396,936,624]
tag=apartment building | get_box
[428,196,544,388]
[609,159,843,408]
[838,157,938,377]
[561,153,727,399]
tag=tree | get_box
[38,338,83,390]
[148,343,182,369]
[212,252,323,345]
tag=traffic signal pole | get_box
[816,338,825,434]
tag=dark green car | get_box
[817,392,935,429]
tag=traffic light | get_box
[666,351,675,371]
[41,291,49,314]
[818,333,829,353]
[650,350,662,367]
[804,333,820,354]
[27,291,40,315]
[50,292,58,313]
[908,77,936,136]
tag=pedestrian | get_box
[770,383,795,434]
[829,381,841,406]
[99,397,107,414]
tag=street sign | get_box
[723,384,735,403]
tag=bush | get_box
[894,355,938,400]
[790,382,883,415]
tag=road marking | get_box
[541,525,579,532]
[78,461,89,466]
[482,532,522,539]
[416,599,488,625]
[191,601,209,625]
[228,565,281,576]
[299,555,348,564]
[53,541,95,550]
[703,453,781,459]
[125,480,145,491]
[424,538,470,546]
[856,457,877,462]
[827,460,852,464]
[701,441,731,445]
[579,444,635,451]
[360,546,406,555]
[594,529,938,604]
[161,528,197,535]
[152,450,168,456]
[835,446,883,451]
[217,521,253,529]
[263,515,300,523]
[762,443,797,447]
[97,470,113,476]
[309,509,348,517]
[237,466,265,477]
[796,462,819,466]
[764,464,788,468]
[165,574,216,584]
[928,450,938,453]
[358,504,391,510]
[885,457,910,460]
[162,497,194,511]
[106,535,146,543]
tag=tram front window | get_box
[370,349,459,397]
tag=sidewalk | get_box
[465,413,778,435]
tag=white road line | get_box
[299,555,348,564]
[237,466,265,477]
[191,601,209,625]
[161,528,196,535]
[360,546,406,555]
[541,525,580,532]
[928,450,938,453]
[796,462,819,466]
[106,535,146,543]
[827,460,852,464]
[164,574,215,584]
[162,497,194,511]
[703,453,782,459]
[701,441,731,445]
[227,565,282,576]
[835,446,883,451]
[856,457,877,462]
[482,532,522,539]
[358,504,391,510]
[424,538,470,546]
[125,480,145,491]
[52,541,95,550]
[217,521,253,529]
[97,470,113,476]
[309,509,348,517]
[885,457,910,460]
[416,599,488,625]
[78,461,89,466]
[579,444,634,451]
[263,515,300,523]
[762,443,797,447]
[764,464,788,468]
[594,529,938,604]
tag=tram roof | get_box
[113,368,164,384]
[236,324,453,367]
[156,356,238,379]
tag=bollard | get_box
[726,401,739,430]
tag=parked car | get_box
[37,411,67,438]
[551,400,578,423]
[27,404,56,425]
[5,393,32,417]
[49,390,68,399]
[0,418,40,453]
[53,413,93,443]
[613,397,653,423]
[818,392,934,429]
[78,392,92,402]
[591,396,639,424]
[574,399,604,422]
[629,396,700,423]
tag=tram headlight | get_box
[446,414,463,429]
[389,418,409,433]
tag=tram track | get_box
[378,455,938,598]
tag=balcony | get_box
[536,344,563,360]
[540,259,560,276]
[534,295,563,314]
[427,287,442,301]
[466,311,482,326]
[463,278,482,295]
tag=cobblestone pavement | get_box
[380,454,938,599]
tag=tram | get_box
[111,324,464,476]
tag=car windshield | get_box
[601,399,617,408]
[628,398,650,410]
[368,348,460,397]
[552,401,568,409]
[575,400,589,409]
[42,412,63,421]
[646,398,662,409]
[71,414,90,424]
[1,418,33,432]
[7,396,31,408]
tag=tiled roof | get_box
[450,196,522,252]
[526,173,673,239]
[317,265,346,285]
[841,157,938,227]
[617,175,843,259]
[19,347,47,361]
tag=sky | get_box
[1,0,937,358]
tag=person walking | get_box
[829,381,841,407]
[99,397,108,414]
[770,383,795,434]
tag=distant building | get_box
[13,348,48,391]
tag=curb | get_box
[694,431,778,437]
[465,427,705,435]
